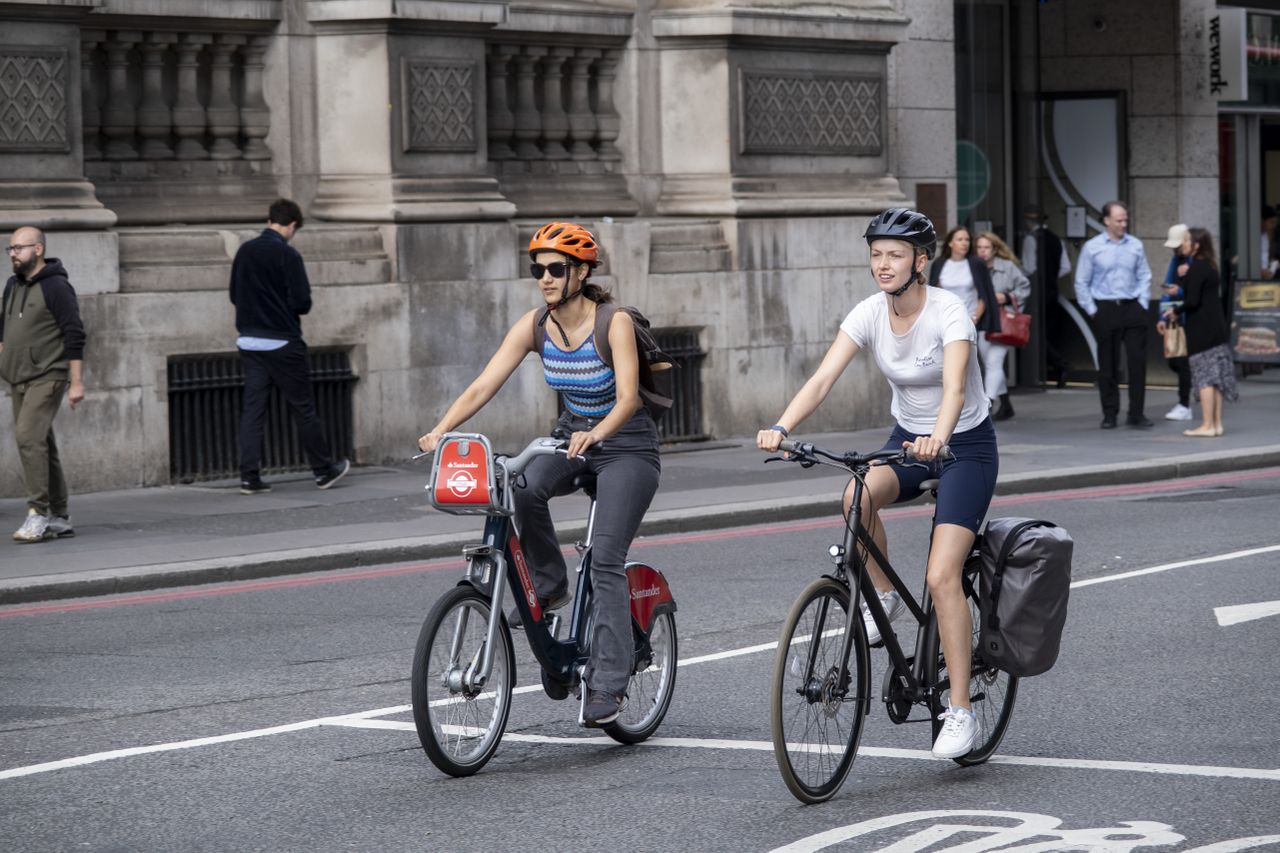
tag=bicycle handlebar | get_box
[776,439,953,471]
[499,435,569,478]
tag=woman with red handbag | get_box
[975,232,1031,421]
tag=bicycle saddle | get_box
[570,472,598,499]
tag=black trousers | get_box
[1167,355,1191,407]
[238,341,334,480]
[1094,300,1148,419]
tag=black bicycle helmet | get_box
[863,208,937,259]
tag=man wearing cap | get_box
[1156,224,1192,421]
[1074,201,1154,429]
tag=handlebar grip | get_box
[778,439,798,454]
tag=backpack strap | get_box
[986,519,1055,632]
[592,303,619,367]
[531,308,549,357]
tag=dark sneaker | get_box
[581,690,625,726]
[46,516,75,538]
[316,458,350,490]
[509,589,571,629]
[240,480,272,495]
[1126,415,1154,429]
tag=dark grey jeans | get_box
[513,410,661,696]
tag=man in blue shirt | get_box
[229,199,349,494]
[1074,201,1154,429]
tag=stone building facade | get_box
[0,0,1236,494]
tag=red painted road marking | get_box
[3,466,1276,619]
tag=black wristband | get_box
[770,424,789,438]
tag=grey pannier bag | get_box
[978,518,1074,677]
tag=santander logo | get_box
[631,586,661,600]
[446,469,479,497]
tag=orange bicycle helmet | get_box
[528,221,599,265]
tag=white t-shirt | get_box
[839,287,989,435]
[939,259,979,316]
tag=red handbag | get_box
[986,295,1031,348]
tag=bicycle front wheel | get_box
[604,610,678,745]
[925,559,1018,765]
[770,577,870,804]
[411,586,515,777]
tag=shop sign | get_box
[1233,279,1280,363]
[1208,8,1248,101]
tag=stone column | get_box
[101,30,141,161]
[485,45,516,160]
[206,35,245,160]
[80,30,102,161]
[239,35,271,161]
[172,33,210,160]
[136,33,175,160]
[566,48,599,161]
[593,50,621,162]
[511,46,546,160]
[538,47,572,160]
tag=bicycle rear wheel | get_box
[603,610,678,745]
[770,577,870,803]
[411,586,515,777]
[925,557,1018,765]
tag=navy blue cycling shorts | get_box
[878,417,999,533]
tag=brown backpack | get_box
[531,304,675,417]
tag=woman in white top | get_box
[975,231,1032,421]
[757,208,999,761]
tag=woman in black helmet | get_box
[757,207,998,760]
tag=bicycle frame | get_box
[820,470,943,714]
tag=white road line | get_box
[1070,544,1280,589]
[1215,599,1280,627]
[4,543,1274,782]
[323,721,1280,782]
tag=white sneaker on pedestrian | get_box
[46,516,75,538]
[861,589,906,645]
[932,703,978,759]
[1164,404,1193,421]
[12,510,51,543]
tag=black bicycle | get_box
[767,439,1017,803]
[412,432,678,777]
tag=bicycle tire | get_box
[924,558,1018,765]
[603,611,678,745]
[770,577,870,804]
[411,586,516,777]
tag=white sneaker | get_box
[46,516,75,538]
[1165,404,1193,421]
[12,510,51,543]
[932,703,978,758]
[861,589,906,645]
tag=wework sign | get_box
[1208,8,1247,101]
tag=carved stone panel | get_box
[402,59,478,153]
[738,70,882,157]
[0,48,69,152]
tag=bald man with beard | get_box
[1,226,85,543]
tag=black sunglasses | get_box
[530,261,573,281]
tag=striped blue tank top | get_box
[543,332,617,418]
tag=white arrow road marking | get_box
[1215,600,1280,627]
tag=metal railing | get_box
[654,328,707,443]
[167,349,356,483]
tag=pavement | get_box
[2,372,1278,605]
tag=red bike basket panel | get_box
[428,434,503,515]
[626,563,676,632]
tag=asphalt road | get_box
[2,470,1279,852]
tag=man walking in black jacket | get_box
[230,199,349,494]
[1,227,86,542]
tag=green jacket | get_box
[0,258,87,385]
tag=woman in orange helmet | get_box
[417,221,660,726]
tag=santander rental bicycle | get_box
[411,432,678,777]
[767,438,1017,803]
